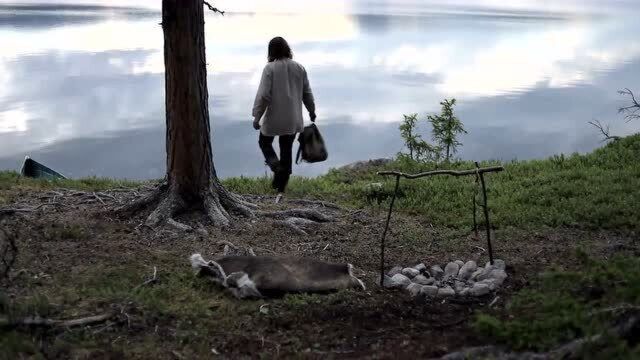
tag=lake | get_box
[1,0,639,179]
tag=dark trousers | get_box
[259,133,296,193]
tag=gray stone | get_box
[402,267,421,278]
[459,287,471,296]
[458,261,478,280]
[420,285,439,297]
[388,273,412,288]
[388,266,403,277]
[444,262,460,280]
[437,286,456,298]
[406,283,423,297]
[454,281,466,294]
[487,259,506,271]
[413,275,435,286]
[488,269,508,285]
[477,265,496,281]
[471,268,484,281]
[478,279,498,291]
[413,263,427,273]
[470,283,491,296]
[430,265,445,279]
[455,260,465,268]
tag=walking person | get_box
[252,36,316,204]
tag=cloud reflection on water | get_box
[0,2,639,179]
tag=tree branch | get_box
[618,88,640,123]
[377,166,504,179]
[588,120,621,142]
[203,1,225,15]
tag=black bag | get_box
[296,123,328,164]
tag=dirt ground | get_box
[1,186,637,359]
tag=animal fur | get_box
[190,253,366,299]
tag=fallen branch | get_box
[0,313,115,330]
[0,202,53,216]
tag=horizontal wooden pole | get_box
[377,166,504,179]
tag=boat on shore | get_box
[20,156,67,180]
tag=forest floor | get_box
[1,182,638,359]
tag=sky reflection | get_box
[0,1,639,179]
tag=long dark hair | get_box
[268,37,293,62]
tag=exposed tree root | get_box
[167,218,193,232]
[286,199,343,210]
[117,182,334,232]
[204,192,231,228]
[259,209,333,223]
[146,191,186,227]
[274,219,309,236]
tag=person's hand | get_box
[253,119,261,130]
[310,112,317,122]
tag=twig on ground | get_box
[488,296,500,308]
[93,192,106,206]
[97,192,118,201]
[0,202,55,216]
[472,245,486,253]
[0,313,115,330]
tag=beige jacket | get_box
[252,59,315,136]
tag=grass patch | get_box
[2,135,639,230]
[0,171,140,192]
[1,265,264,359]
[225,134,640,230]
[473,251,640,358]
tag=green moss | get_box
[473,252,640,356]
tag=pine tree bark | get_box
[163,0,213,201]
[120,0,254,228]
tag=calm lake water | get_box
[1,1,639,179]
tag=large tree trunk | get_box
[163,0,213,201]
[126,0,254,228]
